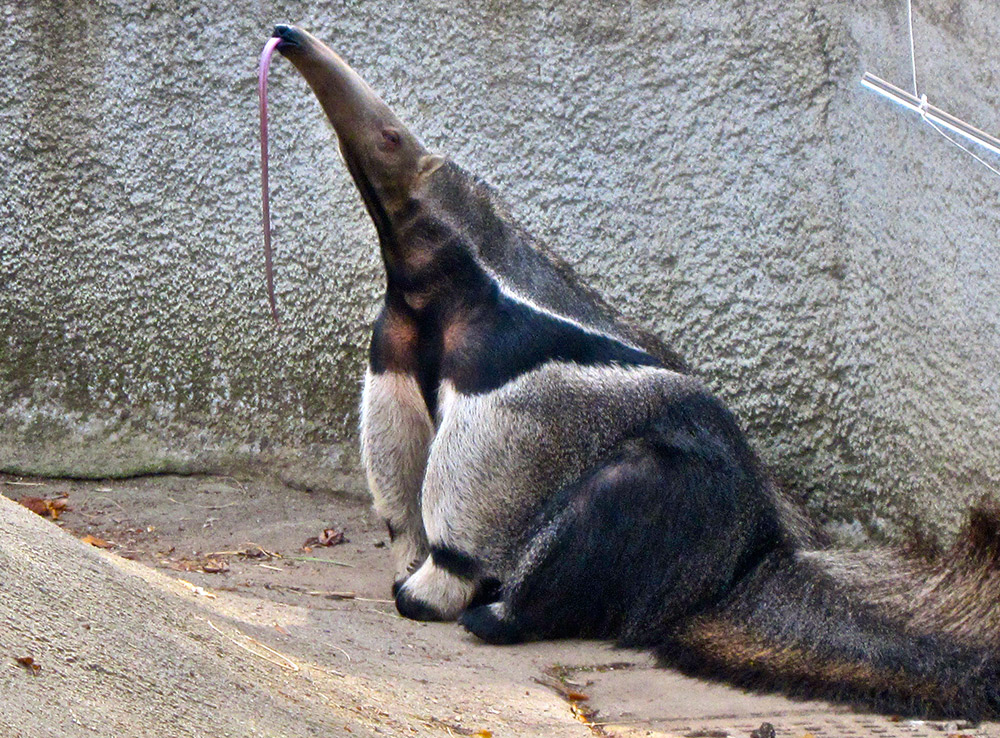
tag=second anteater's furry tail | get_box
[655,541,1000,720]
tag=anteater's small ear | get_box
[417,153,446,179]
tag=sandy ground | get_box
[2,472,997,738]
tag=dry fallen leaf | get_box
[46,498,68,519]
[302,526,347,550]
[274,624,291,636]
[200,558,229,574]
[18,497,47,516]
[473,731,492,738]
[15,656,40,673]
[319,527,345,545]
[19,495,68,519]
[80,534,112,549]
[571,702,598,724]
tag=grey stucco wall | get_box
[2,0,998,542]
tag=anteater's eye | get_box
[382,129,401,149]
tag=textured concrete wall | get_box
[2,0,998,541]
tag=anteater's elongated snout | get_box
[270,24,442,220]
[273,25,387,143]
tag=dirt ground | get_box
[2,472,998,738]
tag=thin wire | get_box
[906,0,1000,179]
[926,118,1000,178]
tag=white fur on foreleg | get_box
[362,369,435,585]
[395,557,477,621]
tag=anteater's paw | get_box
[394,556,475,621]
[390,562,420,597]
[460,602,524,645]
[395,587,450,621]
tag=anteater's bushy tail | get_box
[813,497,1000,651]
[655,500,1000,719]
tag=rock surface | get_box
[2,0,999,541]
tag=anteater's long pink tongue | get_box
[259,36,282,325]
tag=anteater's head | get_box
[273,26,457,288]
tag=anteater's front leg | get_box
[361,369,435,593]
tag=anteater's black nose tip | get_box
[272,24,302,49]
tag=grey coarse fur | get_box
[2,0,999,544]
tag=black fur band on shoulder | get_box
[430,545,480,579]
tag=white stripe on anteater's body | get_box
[360,368,433,587]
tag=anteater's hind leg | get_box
[461,428,777,646]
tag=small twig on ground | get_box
[314,665,346,678]
[205,544,281,559]
[361,606,403,620]
[331,644,353,662]
[218,476,250,495]
[201,617,300,672]
[89,494,126,512]
[3,480,46,487]
[69,509,104,521]
[262,582,393,603]
[168,497,242,510]
[285,555,354,567]
[178,580,217,599]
